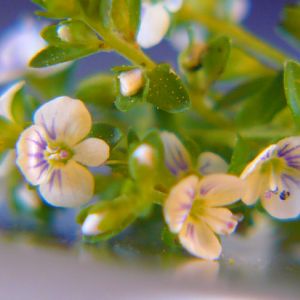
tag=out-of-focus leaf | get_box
[30,45,100,67]
[90,123,123,148]
[146,64,190,113]
[202,36,231,86]
[284,60,300,128]
[236,73,286,128]
[76,74,116,107]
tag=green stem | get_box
[106,160,128,165]
[178,5,289,68]
[81,17,156,70]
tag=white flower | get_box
[160,131,228,177]
[81,213,104,236]
[137,0,183,48]
[0,81,24,177]
[0,18,69,84]
[118,69,144,97]
[132,144,154,167]
[217,0,250,23]
[16,97,110,207]
[241,137,300,219]
[164,174,244,260]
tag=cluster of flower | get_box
[1,80,299,260]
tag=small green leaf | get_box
[111,0,141,41]
[30,45,100,67]
[279,4,300,46]
[236,73,286,128]
[146,64,190,113]
[284,60,300,128]
[76,74,116,107]
[202,36,231,85]
[90,123,123,148]
[42,21,100,47]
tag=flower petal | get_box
[202,207,239,235]
[179,217,222,260]
[261,174,300,219]
[164,0,183,12]
[240,144,278,179]
[34,96,92,146]
[0,81,24,121]
[164,175,198,233]
[0,150,16,177]
[277,136,300,170]
[199,174,245,207]
[137,3,170,49]
[160,131,191,176]
[242,170,264,205]
[197,152,228,175]
[73,138,110,167]
[82,213,104,236]
[39,160,94,207]
[16,125,50,185]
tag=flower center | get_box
[45,144,73,165]
[190,198,205,218]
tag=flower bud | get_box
[81,213,104,236]
[57,25,72,43]
[132,144,154,167]
[118,69,144,97]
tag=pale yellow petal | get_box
[202,207,239,235]
[164,175,198,233]
[240,144,277,179]
[179,217,222,260]
[199,174,245,207]
[197,152,228,175]
[0,81,24,121]
[241,170,264,205]
[73,138,110,167]
[39,160,94,207]
[16,125,50,185]
[34,96,92,146]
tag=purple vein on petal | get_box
[37,163,49,180]
[26,138,46,150]
[281,173,300,188]
[48,170,57,192]
[41,114,57,140]
[32,160,47,169]
[278,145,300,158]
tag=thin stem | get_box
[81,16,156,70]
[106,160,128,166]
[178,5,290,68]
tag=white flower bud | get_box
[81,213,104,236]
[132,144,154,167]
[57,25,72,43]
[118,69,144,97]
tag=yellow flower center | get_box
[45,143,73,166]
[190,198,205,218]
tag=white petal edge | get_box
[197,152,228,175]
[73,138,110,167]
[34,96,92,146]
[39,160,94,207]
[137,3,170,49]
[164,0,183,12]
[164,175,198,233]
[179,217,222,260]
[241,170,264,205]
[0,81,25,121]
[82,213,104,236]
[200,174,245,207]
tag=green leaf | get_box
[30,45,100,67]
[76,74,116,107]
[111,0,141,41]
[236,73,286,128]
[279,4,300,46]
[99,0,113,28]
[284,60,300,129]
[32,0,79,19]
[42,20,100,47]
[90,123,123,148]
[145,64,190,113]
[202,36,231,85]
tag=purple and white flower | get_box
[160,131,228,177]
[137,0,183,49]
[16,97,110,207]
[241,137,300,219]
[164,174,244,260]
